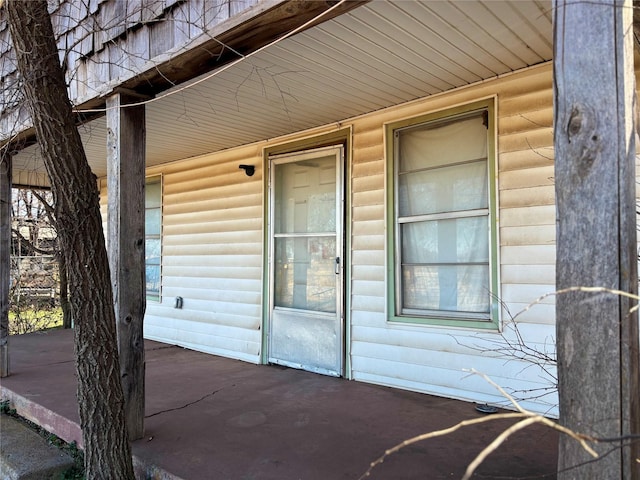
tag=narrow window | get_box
[388,101,498,328]
[145,177,162,302]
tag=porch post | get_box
[106,92,146,440]
[0,151,11,378]
[554,0,639,478]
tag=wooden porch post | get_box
[106,93,146,441]
[554,0,639,478]
[0,151,11,378]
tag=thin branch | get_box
[463,417,541,480]
[357,413,526,480]
[514,286,640,318]
[11,228,56,255]
[358,368,607,480]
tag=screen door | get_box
[268,145,344,376]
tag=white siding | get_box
[143,145,263,362]
[99,129,350,363]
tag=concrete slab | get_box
[0,414,74,480]
[0,329,559,479]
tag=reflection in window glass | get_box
[274,157,336,234]
[274,237,336,313]
[145,177,162,301]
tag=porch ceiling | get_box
[11,0,553,186]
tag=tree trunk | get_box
[0,151,10,378]
[5,1,135,479]
[58,251,72,329]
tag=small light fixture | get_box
[239,164,255,177]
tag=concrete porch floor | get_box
[0,329,558,479]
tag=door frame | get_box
[261,129,352,377]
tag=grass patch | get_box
[8,307,63,335]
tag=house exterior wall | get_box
[99,62,558,415]
[145,145,264,362]
[348,63,556,414]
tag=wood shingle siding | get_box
[1,0,368,146]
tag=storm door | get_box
[268,146,344,376]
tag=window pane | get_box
[394,108,494,320]
[145,238,161,265]
[402,264,490,313]
[402,217,489,264]
[274,236,336,313]
[146,265,161,299]
[398,161,487,216]
[274,156,336,234]
[145,177,162,301]
[145,208,161,235]
[399,114,487,171]
[145,181,162,208]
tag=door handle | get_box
[335,257,340,275]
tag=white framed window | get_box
[145,176,162,302]
[386,100,498,328]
